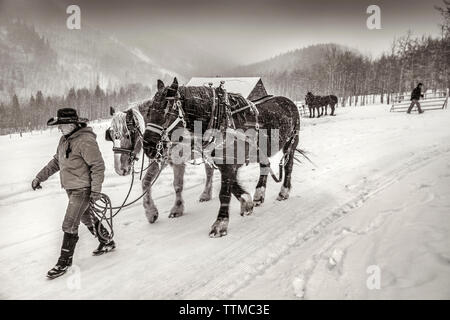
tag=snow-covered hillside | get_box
[0,105,449,299]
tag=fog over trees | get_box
[1,1,449,133]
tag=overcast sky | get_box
[1,0,445,64]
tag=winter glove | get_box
[90,191,102,202]
[31,178,42,190]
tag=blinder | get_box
[105,128,113,141]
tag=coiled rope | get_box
[89,158,165,242]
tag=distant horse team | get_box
[305,92,338,118]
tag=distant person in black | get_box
[407,83,424,114]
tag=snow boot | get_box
[93,239,116,256]
[47,232,79,279]
[88,221,116,256]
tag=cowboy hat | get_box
[47,108,89,126]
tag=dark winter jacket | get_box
[36,127,105,193]
[410,86,423,101]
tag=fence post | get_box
[443,88,449,109]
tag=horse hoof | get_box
[209,229,227,238]
[147,212,158,224]
[209,218,229,238]
[276,194,289,201]
[253,187,265,207]
[276,186,291,201]
[253,199,264,207]
[240,193,254,216]
[199,192,212,202]
[168,211,183,218]
[169,204,184,218]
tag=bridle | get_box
[105,110,143,164]
[162,89,186,135]
[145,89,186,161]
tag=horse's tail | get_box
[294,148,314,166]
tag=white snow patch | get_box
[292,276,305,298]
[328,248,344,269]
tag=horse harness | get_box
[152,87,262,159]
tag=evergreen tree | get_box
[35,90,47,127]
[0,102,6,128]
[29,95,36,108]
[11,94,22,129]
[66,87,77,108]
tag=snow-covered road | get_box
[1,104,449,299]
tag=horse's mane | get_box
[111,100,148,138]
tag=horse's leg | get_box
[253,163,269,206]
[209,164,235,238]
[324,104,328,115]
[316,106,321,118]
[142,161,164,223]
[231,166,253,216]
[169,162,185,218]
[277,135,299,201]
[199,163,214,202]
[331,103,336,116]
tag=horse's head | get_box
[105,106,145,176]
[143,77,185,160]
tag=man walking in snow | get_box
[407,82,425,114]
[31,108,115,279]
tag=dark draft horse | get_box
[322,95,338,116]
[143,78,303,237]
[305,92,338,117]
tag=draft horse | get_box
[305,92,338,117]
[305,92,323,118]
[322,95,338,116]
[143,78,302,237]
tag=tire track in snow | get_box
[219,145,450,299]
[155,133,439,298]
[231,145,450,299]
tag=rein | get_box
[90,159,165,242]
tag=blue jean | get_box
[62,187,96,234]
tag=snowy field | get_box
[0,104,449,299]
